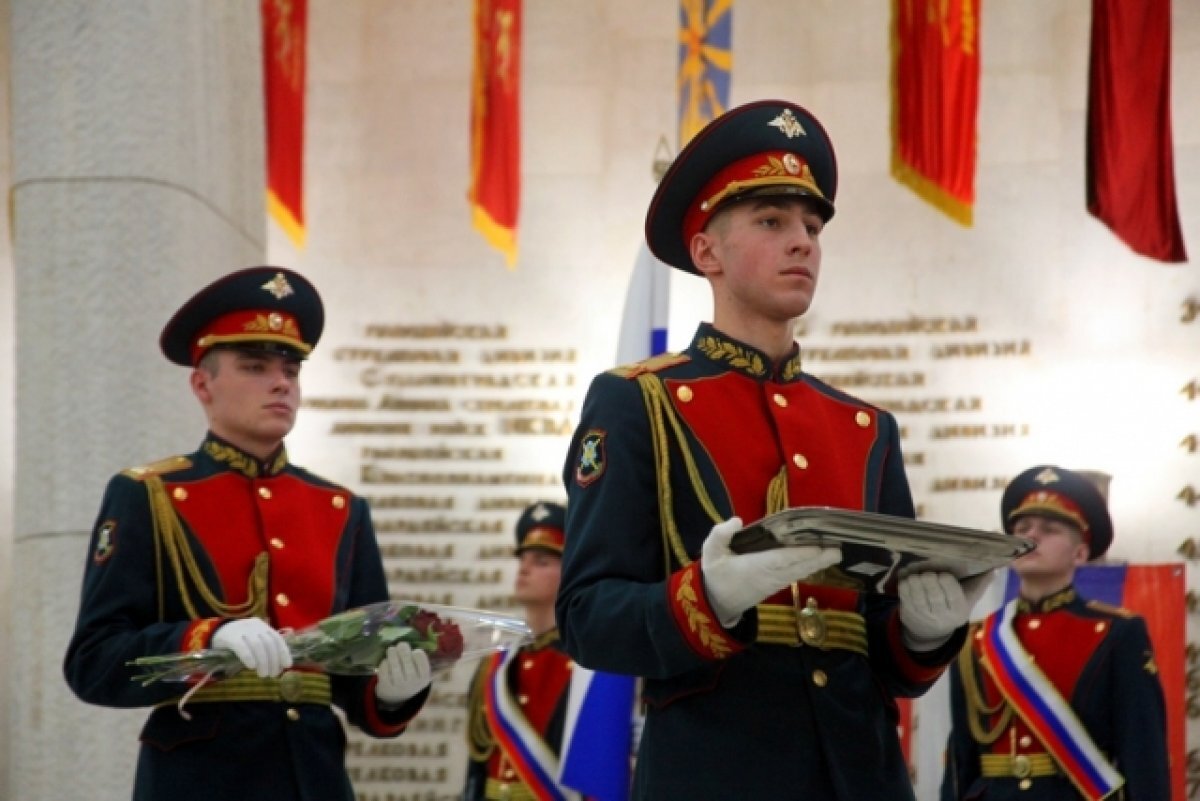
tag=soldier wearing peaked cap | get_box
[557,101,985,800]
[465,502,596,801]
[63,267,432,801]
[941,466,1169,800]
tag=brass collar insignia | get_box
[1016,585,1076,614]
[692,324,803,382]
[203,435,289,478]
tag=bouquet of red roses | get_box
[128,601,531,684]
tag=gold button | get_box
[276,593,290,607]
[518,694,529,705]
[676,386,694,403]
[270,537,285,550]
[812,669,828,687]
[792,453,808,469]
[279,670,303,702]
[332,495,346,509]
[855,411,871,427]
[258,486,272,500]
[1027,619,1041,630]
[522,659,534,670]
[975,630,984,640]
[286,708,300,721]
[773,393,788,407]
[1095,622,1106,633]
[172,487,188,501]
[1018,778,1032,791]
[1019,735,1032,748]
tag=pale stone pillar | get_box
[6,2,266,799]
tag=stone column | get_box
[6,2,266,798]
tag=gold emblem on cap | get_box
[769,108,807,139]
[262,272,295,300]
[267,312,284,331]
[782,153,801,175]
[531,503,550,521]
[1034,467,1060,485]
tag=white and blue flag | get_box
[558,242,670,800]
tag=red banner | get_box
[891,0,980,226]
[262,0,307,248]
[469,0,522,268]
[1087,0,1187,263]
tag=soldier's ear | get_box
[190,368,212,405]
[690,231,723,278]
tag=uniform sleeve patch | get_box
[574,429,607,487]
[92,520,117,564]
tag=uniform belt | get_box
[755,602,868,655]
[980,753,1059,779]
[485,777,537,801]
[159,670,332,706]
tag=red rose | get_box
[433,621,464,660]
[410,610,439,636]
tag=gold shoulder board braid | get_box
[633,371,723,571]
[607,351,690,379]
[1086,600,1134,618]
[122,455,193,480]
[959,627,1012,744]
[466,661,497,761]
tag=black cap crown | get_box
[1001,465,1114,560]
[515,502,566,555]
[160,267,324,366]
[646,100,838,274]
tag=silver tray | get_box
[730,507,1034,594]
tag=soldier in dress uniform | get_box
[465,501,581,801]
[555,100,990,800]
[63,266,433,801]
[940,465,1170,800]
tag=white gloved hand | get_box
[701,517,843,627]
[211,618,292,678]
[376,642,432,706]
[898,570,994,651]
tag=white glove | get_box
[211,618,292,678]
[898,570,994,651]
[375,642,432,706]
[701,517,843,627]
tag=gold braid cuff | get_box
[144,475,268,621]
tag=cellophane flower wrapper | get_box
[128,601,532,685]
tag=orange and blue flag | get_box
[678,0,732,147]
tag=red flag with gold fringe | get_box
[262,0,307,248]
[891,0,980,226]
[469,0,522,268]
[1087,0,1187,263]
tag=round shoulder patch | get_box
[575,429,607,487]
[93,519,117,564]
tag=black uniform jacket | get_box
[63,434,427,801]
[557,324,963,801]
[941,588,1169,800]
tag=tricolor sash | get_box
[483,649,581,801]
[979,601,1124,800]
